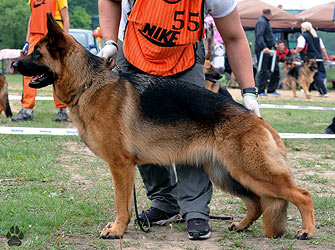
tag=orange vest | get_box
[30,0,56,35]
[123,0,205,76]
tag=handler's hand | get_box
[263,48,270,54]
[242,93,261,117]
[97,40,118,69]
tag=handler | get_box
[98,0,260,240]
[295,21,329,98]
[12,0,70,122]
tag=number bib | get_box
[123,0,205,76]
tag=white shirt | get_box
[118,0,237,41]
[297,35,325,49]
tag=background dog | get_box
[283,55,295,76]
[204,59,232,97]
[285,57,318,99]
[0,72,13,117]
[13,14,315,240]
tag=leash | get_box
[133,186,233,233]
[133,186,151,233]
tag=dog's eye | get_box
[35,50,42,58]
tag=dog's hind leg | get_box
[5,91,12,117]
[261,197,288,238]
[279,184,314,239]
[229,194,262,231]
[100,161,135,239]
[205,164,262,231]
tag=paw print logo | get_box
[6,226,24,246]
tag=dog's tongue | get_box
[31,75,39,81]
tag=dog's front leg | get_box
[100,162,135,239]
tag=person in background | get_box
[98,0,260,240]
[275,40,291,88]
[12,0,70,122]
[295,21,328,98]
[255,8,281,97]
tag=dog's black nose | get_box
[12,61,19,69]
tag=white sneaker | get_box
[316,93,329,98]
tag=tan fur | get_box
[0,74,10,116]
[285,58,317,99]
[14,14,315,240]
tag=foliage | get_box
[0,0,97,49]
[69,6,91,30]
[68,0,98,16]
[0,0,30,49]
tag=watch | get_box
[242,87,258,97]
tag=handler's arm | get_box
[60,7,70,33]
[213,8,255,90]
[98,0,121,43]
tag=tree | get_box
[0,0,30,49]
[69,6,91,29]
[68,0,98,16]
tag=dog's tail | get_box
[261,197,288,238]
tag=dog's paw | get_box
[100,222,124,240]
[228,222,244,231]
[6,226,24,246]
[295,230,312,240]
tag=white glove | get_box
[97,40,118,62]
[242,93,261,117]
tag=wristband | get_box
[241,87,258,97]
[104,40,118,50]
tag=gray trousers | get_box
[116,40,212,221]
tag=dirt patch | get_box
[58,139,335,250]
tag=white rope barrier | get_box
[0,127,334,138]
[259,104,335,111]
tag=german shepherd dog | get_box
[0,72,13,117]
[285,57,318,99]
[13,14,315,240]
[204,59,231,96]
[283,55,295,76]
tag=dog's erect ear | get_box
[46,13,65,41]
[45,13,67,57]
[305,56,309,63]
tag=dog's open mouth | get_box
[29,71,55,88]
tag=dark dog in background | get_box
[0,72,12,117]
[283,55,295,76]
[13,13,315,240]
[204,59,232,97]
[285,57,318,99]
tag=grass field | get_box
[1,74,335,249]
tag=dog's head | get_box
[12,13,85,89]
[284,55,294,68]
[305,56,318,73]
[204,59,221,82]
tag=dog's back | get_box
[0,73,12,117]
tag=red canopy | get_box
[237,0,302,31]
[296,1,335,31]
